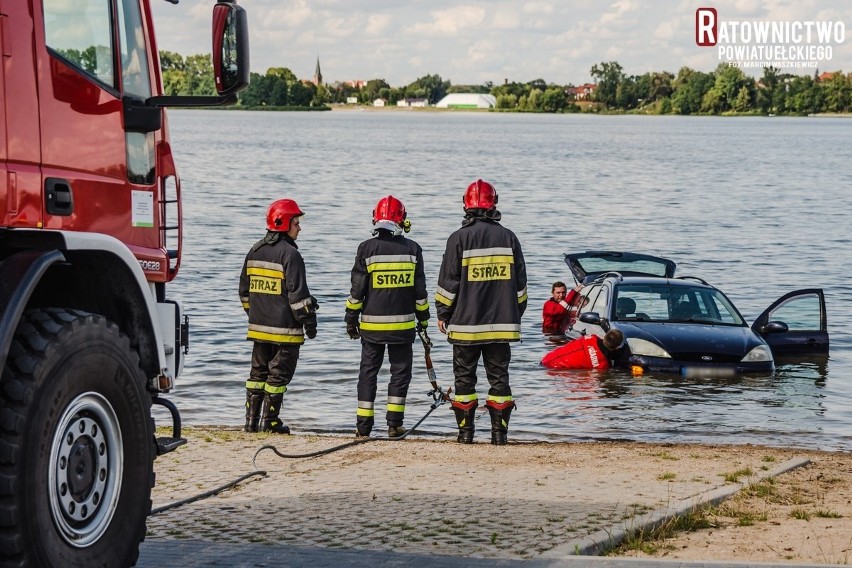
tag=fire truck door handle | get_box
[45,178,74,216]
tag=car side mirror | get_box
[579,312,601,325]
[761,321,789,334]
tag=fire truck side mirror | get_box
[212,2,250,97]
[123,97,162,133]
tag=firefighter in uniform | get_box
[436,179,527,445]
[239,199,318,434]
[345,196,430,438]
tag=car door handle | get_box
[45,178,74,216]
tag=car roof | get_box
[564,251,677,284]
[609,275,714,289]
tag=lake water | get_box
[158,109,852,451]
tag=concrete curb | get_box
[541,456,812,558]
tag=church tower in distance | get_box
[313,57,323,86]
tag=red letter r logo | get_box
[696,8,717,46]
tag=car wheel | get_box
[0,308,154,567]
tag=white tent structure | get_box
[435,93,496,109]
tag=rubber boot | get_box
[452,400,477,444]
[260,393,290,434]
[486,400,515,446]
[387,426,407,438]
[244,390,264,433]
[355,416,374,438]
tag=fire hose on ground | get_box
[151,325,451,515]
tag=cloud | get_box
[150,1,852,86]
[405,6,487,36]
[522,2,556,15]
[365,14,392,36]
[600,0,638,25]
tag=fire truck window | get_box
[117,0,152,97]
[43,0,115,87]
[126,132,155,185]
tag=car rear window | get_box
[577,257,671,278]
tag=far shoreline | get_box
[192,104,852,118]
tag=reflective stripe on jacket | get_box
[346,231,429,344]
[435,218,527,344]
[239,234,316,345]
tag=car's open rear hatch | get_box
[564,251,677,283]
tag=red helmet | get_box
[463,179,498,210]
[372,195,407,225]
[266,199,304,231]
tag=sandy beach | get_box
[147,427,852,564]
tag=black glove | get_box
[310,296,319,311]
[346,321,360,340]
[305,325,317,340]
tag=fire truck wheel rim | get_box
[48,392,124,547]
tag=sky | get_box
[150,1,852,87]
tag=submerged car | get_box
[560,251,829,376]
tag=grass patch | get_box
[613,507,713,555]
[657,472,677,481]
[653,451,679,461]
[741,480,776,499]
[814,509,843,518]
[716,500,769,526]
[722,467,753,483]
[790,508,811,520]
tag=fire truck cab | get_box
[0,0,248,565]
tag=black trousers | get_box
[452,343,512,398]
[357,341,413,428]
[250,342,300,391]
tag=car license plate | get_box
[681,365,736,379]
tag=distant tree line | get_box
[160,51,851,115]
[589,61,852,115]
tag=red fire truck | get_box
[0,1,248,565]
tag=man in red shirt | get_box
[540,329,626,369]
[541,281,579,336]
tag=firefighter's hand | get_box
[438,320,448,334]
[310,296,319,311]
[305,325,317,340]
[346,321,360,340]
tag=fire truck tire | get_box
[0,308,154,567]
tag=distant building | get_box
[817,71,839,82]
[346,96,358,104]
[312,57,322,86]
[568,83,597,100]
[373,98,387,107]
[397,98,429,108]
[346,79,367,89]
[435,93,496,109]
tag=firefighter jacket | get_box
[239,232,317,345]
[435,216,527,344]
[540,335,610,370]
[345,231,429,344]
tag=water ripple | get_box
[160,110,852,451]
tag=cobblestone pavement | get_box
[143,429,810,562]
[137,540,836,568]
